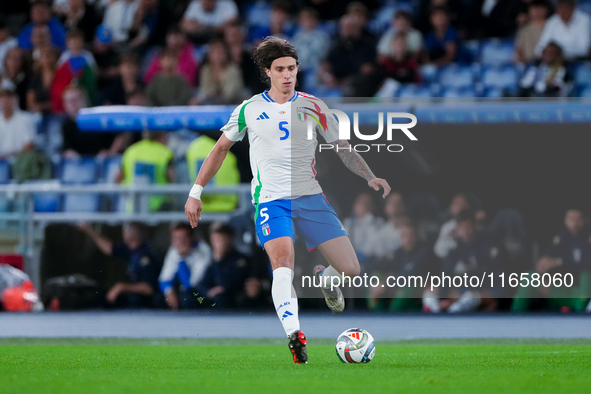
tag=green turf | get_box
[1,339,590,394]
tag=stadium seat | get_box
[397,84,434,98]
[60,157,98,185]
[573,62,591,87]
[27,180,61,212]
[0,161,10,212]
[0,160,10,184]
[481,65,519,91]
[577,85,591,97]
[438,64,476,89]
[244,1,271,28]
[440,86,479,98]
[420,64,438,85]
[479,39,515,66]
[368,1,415,35]
[100,156,122,184]
[60,157,100,213]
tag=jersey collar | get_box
[262,90,298,103]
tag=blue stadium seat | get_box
[245,1,270,28]
[438,64,476,89]
[420,64,438,85]
[480,39,515,66]
[481,65,519,90]
[576,85,591,97]
[60,157,100,213]
[101,156,122,184]
[0,160,10,184]
[63,194,101,212]
[368,1,415,35]
[574,62,591,87]
[440,86,479,98]
[0,160,10,212]
[60,157,98,184]
[397,84,434,98]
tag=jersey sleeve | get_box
[220,100,250,142]
[314,98,340,144]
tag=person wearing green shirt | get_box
[186,135,239,212]
[116,131,175,211]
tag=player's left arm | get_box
[333,139,391,198]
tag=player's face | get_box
[564,210,585,235]
[265,57,298,95]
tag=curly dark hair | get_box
[252,36,299,86]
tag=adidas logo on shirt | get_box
[256,112,270,120]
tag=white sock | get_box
[272,267,300,337]
[321,265,341,289]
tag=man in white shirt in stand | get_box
[181,0,238,43]
[535,0,591,60]
[159,222,212,310]
[0,80,36,159]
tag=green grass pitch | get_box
[1,338,590,394]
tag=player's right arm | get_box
[185,99,250,227]
[185,134,236,227]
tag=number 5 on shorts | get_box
[260,207,269,224]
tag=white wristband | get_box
[189,184,204,200]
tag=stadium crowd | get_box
[1,0,591,313]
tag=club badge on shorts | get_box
[262,223,271,236]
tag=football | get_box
[335,328,376,363]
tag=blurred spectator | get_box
[59,0,100,44]
[534,0,591,60]
[515,0,550,64]
[78,222,161,309]
[50,52,98,113]
[186,135,239,212]
[92,25,120,89]
[3,47,30,111]
[434,192,485,259]
[102,0,142,46]
[513,208,591,312]
[519,42,573,97]
[319,14,377,94]
[29,24,53,61]
[196,222,250,308]
[249,0,296,43]
[61,86,128,158]
[116,131,174,211]
[102,52,144,105]
[0,80,36,159]
[194,39,244,105]
[27,46,60,114]
[18,1,67,50]
[146,50,192,106]
[143,26,198,87]
[371,192,407,260]
[479,0,520,38]
[423,5,460,66]
[379,32,422,84]
[127,0,166,49]
[0,17,18,75]
[345,1,375,41]
[343,193,383,265]
[425,209,503,313]
[369,221,435,311]
[181,0,239,44]
[291,8,330,72]
[159,222,212,310]
[57,29,97,71]
[223,21,266,95]
[377,10,423,61]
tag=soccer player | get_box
[184,37,390,364]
